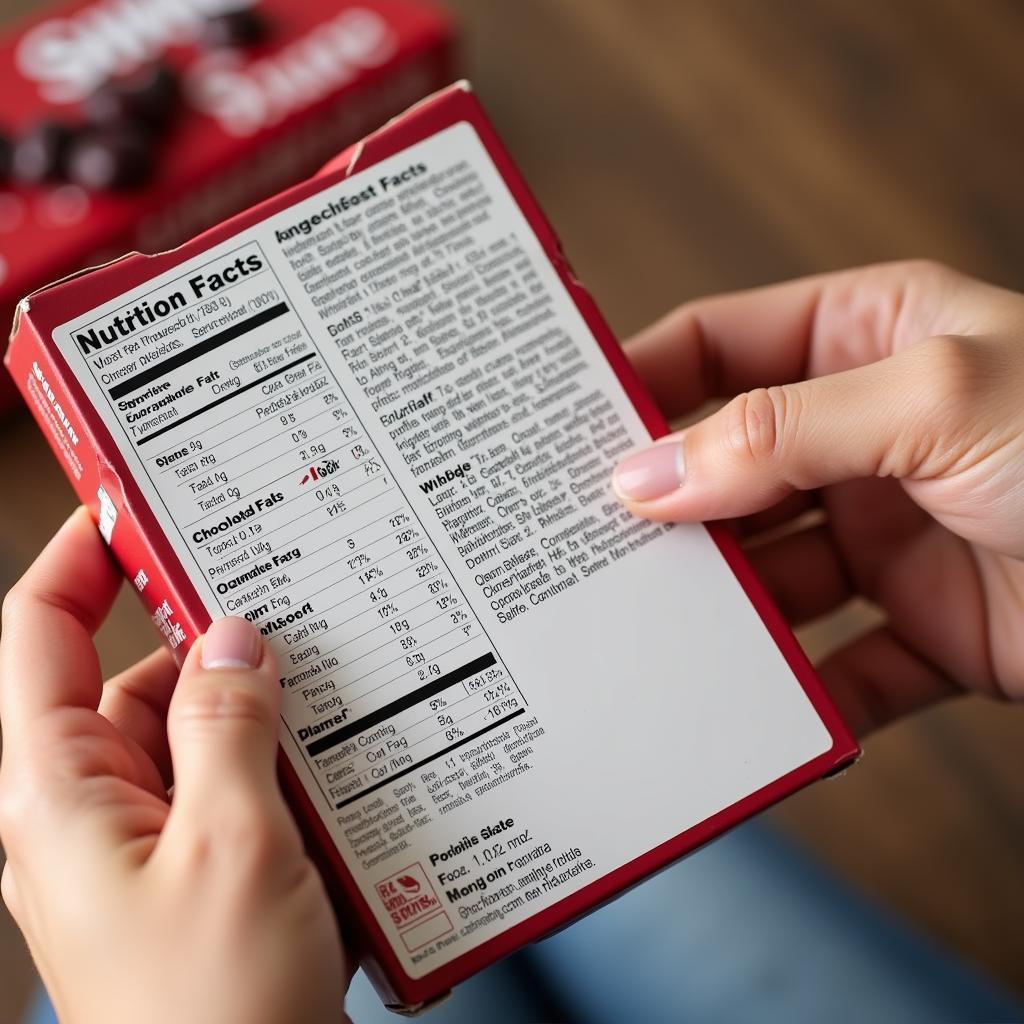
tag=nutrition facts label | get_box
[68,236,526,811]
[53,117,833,979]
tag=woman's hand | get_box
[0,509,348,1024]
[614,260,1024,735]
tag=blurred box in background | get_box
[0,0,455,413]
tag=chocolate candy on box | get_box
[0,0,454,413]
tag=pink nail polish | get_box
[201,616,261,670]
[613,443,685,501]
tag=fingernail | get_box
[613,442,685,501]
[201,616,261,670]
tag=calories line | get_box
[137,351,315,446]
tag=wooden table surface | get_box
[1,1,1023,1020]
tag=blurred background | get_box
[1,1,1023,1021]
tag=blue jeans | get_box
[25,823,1024,1023]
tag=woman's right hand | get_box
[613,260,1024,734]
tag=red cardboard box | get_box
[6,83,858,1012]
[0,0,455,412]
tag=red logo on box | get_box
[376,862,442,931]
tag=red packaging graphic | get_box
[0,0,455,412]
[6,83,858,1012]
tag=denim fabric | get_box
[24,823,1024,1024]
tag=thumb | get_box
[613,341,952,522]
[165,617,287,834]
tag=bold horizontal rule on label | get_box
[305,652,497,757]
[108,302,288,399]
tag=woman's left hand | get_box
[0,508,349,1024]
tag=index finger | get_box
[0,507,121,739]
[624,261,954,421]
